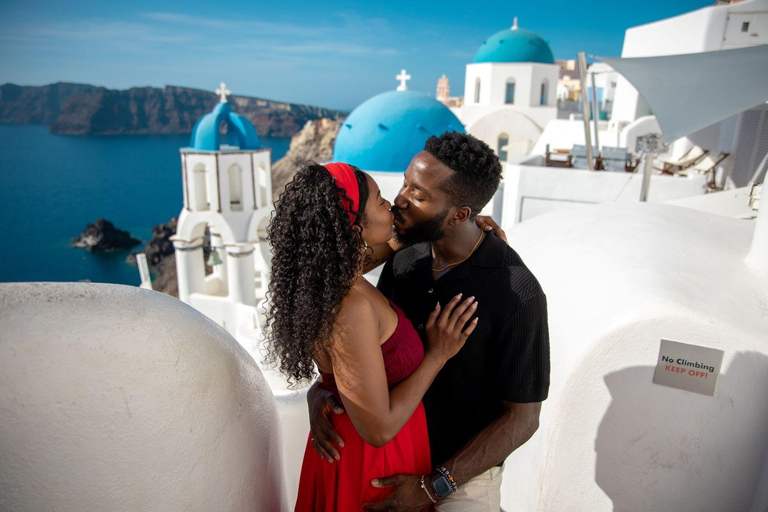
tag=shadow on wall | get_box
[595,352,768,512]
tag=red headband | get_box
[323,162,360,225]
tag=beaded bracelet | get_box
[435,465,458,493]
[420,475,438,504]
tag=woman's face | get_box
[360,173,394,246]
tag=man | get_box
[308,132,550,511]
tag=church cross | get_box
[396,69,411,91]
[216,82,231,103]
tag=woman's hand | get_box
[475,215,507,242]
[424,294,479,364]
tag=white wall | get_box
[467,109,544,163]
[531,119,619,156]
[502,159,708,226]
[665,186,755,218]
[0,283,287,511]
[461,62,558,129]
[501,202,768,511]
[235,318,311,511]
[463,63,494,110]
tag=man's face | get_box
[391,151,455,245]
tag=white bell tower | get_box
[173,83,273,330]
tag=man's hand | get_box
[475,215,507,242]
[363,474,433,512]
[306,381,346,463]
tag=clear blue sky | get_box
[0,0,712,111]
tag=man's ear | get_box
[448,206,473,226]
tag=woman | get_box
[266,162,479,511]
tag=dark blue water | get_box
[0,125,289,285]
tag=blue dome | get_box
[333,90,465,173]
[473,28,555,64]
[189,102,261,151]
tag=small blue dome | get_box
[189,102,261,151]
[333,91,465,173]
[473,28,555,64]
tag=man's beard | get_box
[392,206,450,246]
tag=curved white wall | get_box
[0,283,286,511]
[501,203,768,511]
[467,109,543,162]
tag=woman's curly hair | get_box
[264,161,369,387]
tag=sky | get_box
[0,0,713,111]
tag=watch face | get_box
[431,475,452,498]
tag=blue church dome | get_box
[473,27,555,65]
[189,101,261,151]
[333,90,465,173]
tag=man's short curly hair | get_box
[424,131,502,219]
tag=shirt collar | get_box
[412,231,506,282]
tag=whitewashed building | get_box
[450,18,560,163]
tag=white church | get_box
[445,18,560,162]
[170,83,274,333]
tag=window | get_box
[741,22,750,33]
[192,164,210,211]
[505,79,516,104]
[227,164,243,211]
[258,162,268,209]
[474,78,481,104]
[497,133,509,162]
[540,79,549,106]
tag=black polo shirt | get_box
[377,232,550,466]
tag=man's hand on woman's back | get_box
[307,382,346,463]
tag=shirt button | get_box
[427,288,434,294]
[418,324,425,330]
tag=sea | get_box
[0,125,290,286]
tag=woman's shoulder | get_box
[337,288,378,328]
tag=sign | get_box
[653,339,724,396]
[635,133,669,154]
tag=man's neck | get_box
[431,222,484,266]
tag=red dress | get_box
[294,300,432,511]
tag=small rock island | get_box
[72,219,141,252]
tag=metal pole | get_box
[590,71,600,155]
[636,134,669,202]
[577,52,594,171]
[639,153,654,202]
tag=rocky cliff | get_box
[0,83,97,125]
[1,83,346,138]
[271,118,341,200]
[127,217,181,297]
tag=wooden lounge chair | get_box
[655,145,708,174]
[545,144,572,168]
[681,152,729,174]
[679,152,730,190]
